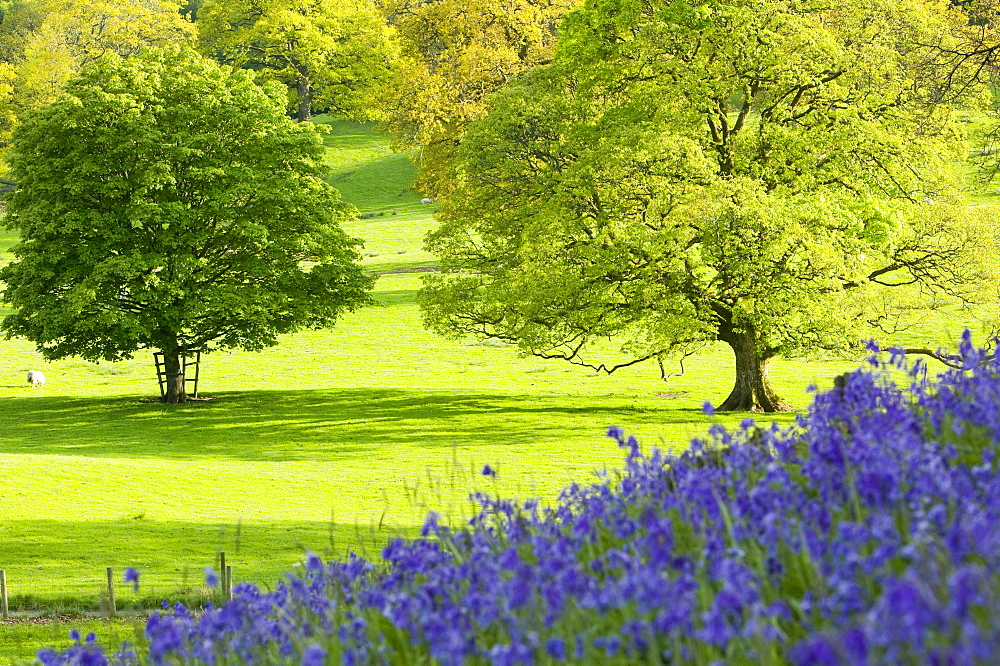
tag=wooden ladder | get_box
[153,351,201,400]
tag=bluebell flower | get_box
[593,635,621,656]
[203,566,219,588]
[306,552,324,573]
[124,567,140,592]
[302,643,326,666]
[788,634,849,665]
[545,637,566,660]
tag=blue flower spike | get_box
[203,566,219,588]
[124,567,140,592]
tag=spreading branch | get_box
[870,344,999,370]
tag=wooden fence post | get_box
[106,567,116,618]
[226,565,233,602]
[1,570,8,619]
[219,552,227,600]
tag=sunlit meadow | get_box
[2,119,994,663]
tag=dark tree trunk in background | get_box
[716,320,792,413]
[296,76,312,123]
[161,349,188,404]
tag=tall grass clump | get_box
[40,332,1000,665]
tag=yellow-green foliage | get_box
[197,0,397,121]
[375,0,581,197]
[15,0,193,106]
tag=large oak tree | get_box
[421,0,993,412]
[1,48,375,402]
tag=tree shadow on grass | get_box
[0,388,709,462]
[372,288,417,306]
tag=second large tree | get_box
[1,48,375,402]
[421,0,990,411]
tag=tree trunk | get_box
[717,324,792,413]
[161,349,188,404]
[296,76,312,123]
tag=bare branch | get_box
[868,344,999,370]
[657,343,709,381]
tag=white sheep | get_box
[26,370,46,387]
[421,197,433,204]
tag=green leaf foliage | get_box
[421,0,995,411]
[374,0,580,197]
[196,0,397,122]
[13,0,195,112]
[1,47,375,365]
[0,0,44,63]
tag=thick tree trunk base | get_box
[718,324,794,413]
[161,349,188,404]
[717,387,794,413]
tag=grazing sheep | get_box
[421,197,433,204]
[26,370,46,387]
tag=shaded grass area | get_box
[0,226,15,254]
[317,116,422,213]
[317,116,439,272]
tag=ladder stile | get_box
[153,350,201,400]
[153,352,166,399]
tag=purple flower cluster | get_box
[38,630,134,666]
[40,333,1000,664]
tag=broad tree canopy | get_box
[0,0,45,63]
[1,47,375,402]
[0,0,193,180]
[421,0,993,412]
[197,0,397,122]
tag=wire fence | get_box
[0,553,237,619]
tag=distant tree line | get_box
[0,0,579,176]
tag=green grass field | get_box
[0,118,992,663]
